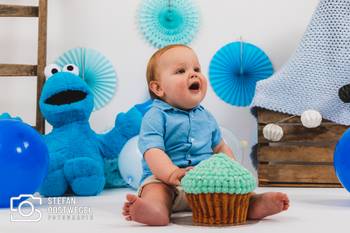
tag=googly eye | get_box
[63,64,79,76]
[44,64,61,78]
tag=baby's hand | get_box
[167,167,193,186]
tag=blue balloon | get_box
[0,120,49,208]
[118,136,143,190]
[334,128,350,192]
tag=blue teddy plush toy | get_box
[37,64,148,196]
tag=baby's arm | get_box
[213,139,236,160]
[144,148,191,186]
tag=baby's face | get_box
[155,47,207,110]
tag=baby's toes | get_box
[123,202,131,209]
[275,193,288,202]
[278,193,290,210]
[283,200,290,210]
[122,202,132,214]
[280,193,289,201]
[122,207,130,214]
[126,194,138,203]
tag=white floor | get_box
[0,187,349,233]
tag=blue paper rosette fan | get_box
[209,42,273,107]
[137,0,200,48]
[55,48,117,111]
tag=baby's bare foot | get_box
[122,194,170,226]
[247,192,289,220]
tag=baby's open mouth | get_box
[189,81,200,91]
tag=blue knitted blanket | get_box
[254,0,350,125]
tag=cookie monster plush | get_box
[37,64,149,196]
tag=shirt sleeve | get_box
[206,110,222,148]
[138,108,165,156]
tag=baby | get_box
[122,44,289,226]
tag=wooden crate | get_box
[256,108,348,187]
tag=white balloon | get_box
[220,127,243,163]
[118,136,143,190]
[301,109,322,128]
[263,123,283,142]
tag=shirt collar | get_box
[152,99,204,113]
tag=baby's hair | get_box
[146,44,191,99]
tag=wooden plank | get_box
[35,0,47,134]
[0,2,47,133]
[258,124,348,143]
[257,108,332,124]
[258,144,335,163]
[258,164,339,184]
[0,4,38,17]
[259,182,342,188]
[0,64,37,76]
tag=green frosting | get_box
[181,153,256,194]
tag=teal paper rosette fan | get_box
[55,48,117,111]
[209,42,273,107]
[137,0,200,48]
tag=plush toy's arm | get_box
[98,107,143,159]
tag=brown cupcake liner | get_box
[186,193,251,225]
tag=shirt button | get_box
[188,160,192,165]
[190,138,194,142]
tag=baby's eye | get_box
[194,67,201,72]
[175,68,186,74]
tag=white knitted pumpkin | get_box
[301,110,322,128]
[263,123,283,142]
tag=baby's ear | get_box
[149,81,164,98]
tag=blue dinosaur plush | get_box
[104,99,153,189]
[36,65,149,196]
[0,113,22,121]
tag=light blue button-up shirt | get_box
[138,99,222,181]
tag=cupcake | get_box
[181,153,256,225]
